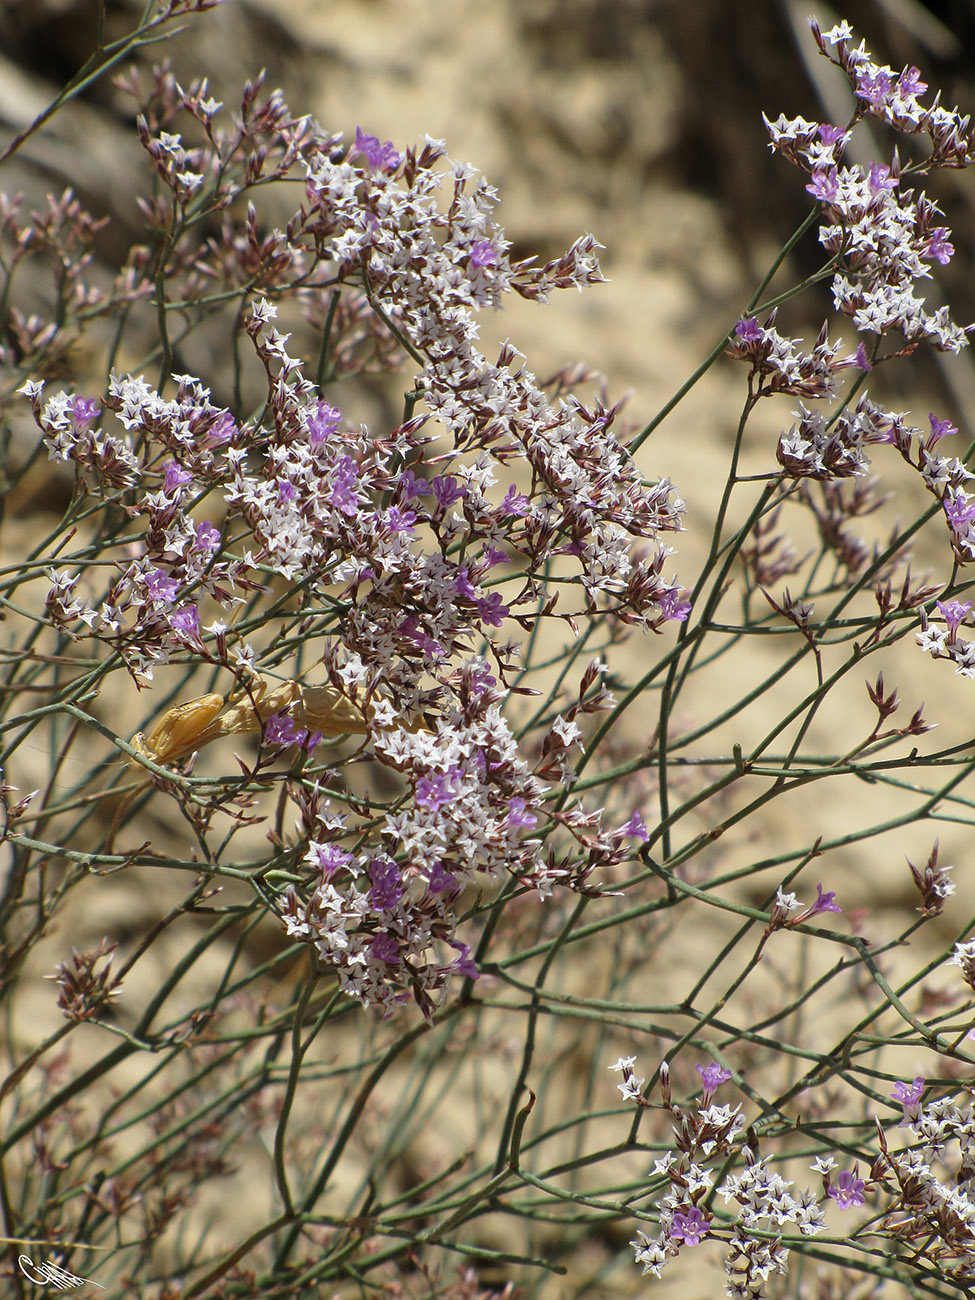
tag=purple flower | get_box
[431,475,465,509]
[867,162,898,195]
[308,399,341,447]
[696,1062,732,1103]
[398,616,443,659]
[194,520,221,552]
[853,343,872,371]
[828,1169,865,1209]
[144,569,180,603]
[892,1076,925,1122]
[264,711,303,748]
[453,566,478,599]
[449,940,479,979]
[330,455,359,516]
[428,861,460,895]
[857,68,895,108]
[817,122,847,146]
[163,461,193,492]
[622,810,648,840]
[469,239,498,268]
[806,168,839,203]
[308,842,351,879]
[398,468,430,500]
[944,491,975,532]
[928,413,958,446]
[735,317,762,342]
[809,883,841,916]
[669,1207,711,1246]
[899,66,927,97]
[659,589,691,622]
[507,797,538,830]
[500,484,530,516]
[263,713,319,753]
[71,396,100,431]
[169,604,199,639]
[368,856,403,911]
[475,592,510,627]
[369,930,401,965]
[468,661,498,695]
[936,599,972,639]
[352,127,401,173]
[416,768,458,812]
[207,410,236,445]
[384,505,416,534]
[924,228,954,266]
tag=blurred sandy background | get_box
[2,1,975,1296]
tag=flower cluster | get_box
[735,20,974,686]
[21,109,689,1013]
[295,132,687,618]
[619,1057,827,1295]
[775,393,910,480]
[876,1085,975,1280]
[726,314,869,401]
[719,1150,827,1297]
[625,1058,745,1280]
[917,598,975,677]
[810,19,975,166]
[765,21,972,353]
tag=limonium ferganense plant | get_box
[2,9,975,1299]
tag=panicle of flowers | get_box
[279,653,559,1017]
[738,506,806,590]
[810,20,975,166]
[126,67,328,295]
[766,24,972,355]
[797,476,894,584]
[17,102,696,1014]
[775,393,916,481]
[719,1148,827,1297]
[727,313,868,400]
[621,1056,750,1283]
[294,132,688,629]
[874,1086,975,1280]
[755,30,975,689]
[20,382,138,487]
[0,189,109,375]
[808,407,975,586]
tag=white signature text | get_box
[18,1256,105,1291]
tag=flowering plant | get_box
[1,8,974,1299]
